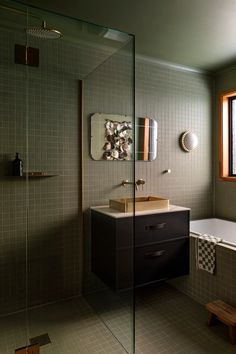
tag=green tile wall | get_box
[0,26,82,314]
[135,59,213,220]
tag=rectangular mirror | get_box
[90,113,158,161]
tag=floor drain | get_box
[29,333,51,347]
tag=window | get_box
[229,97,236,175]
[219,90,236,180]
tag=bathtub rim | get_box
[190,217,236,250]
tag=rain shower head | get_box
[0,4,62,39]
[26,21,62,39]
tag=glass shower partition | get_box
[0,0,135,353]
[0,1,29,352]
[83,37,135,353]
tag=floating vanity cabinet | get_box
[91,210,133,290]
[91,205,190,291]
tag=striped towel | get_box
[196,234,222,274]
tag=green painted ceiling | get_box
[20,0,236,71]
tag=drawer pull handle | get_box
[145,250,165,258]
[145,223,166,231]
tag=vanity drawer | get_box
[92,207,190,291]
[135,237,189,286]
[135,211,189,246]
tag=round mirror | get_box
[180,131,198,152]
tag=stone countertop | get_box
[90,204,190,219]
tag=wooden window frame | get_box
[219,89,236,181]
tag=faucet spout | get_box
[136,179,145,191]
[136,179,145,187]
[121,179,146,191]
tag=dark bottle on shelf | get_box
[12,152,23,176]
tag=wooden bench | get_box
[206,300,236,344]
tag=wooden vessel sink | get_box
[109,196,169,212]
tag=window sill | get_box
[220,176,236,182]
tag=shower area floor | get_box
[0,296,127,354]
[1,284,235,354]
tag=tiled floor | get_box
[88,283,236,354]
[0,297,127,354]
[135,284,236,354]
[1,283,235,354]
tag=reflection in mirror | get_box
[135,117,158,161]
[90,113,158,161]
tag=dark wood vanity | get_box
[91,206,190,291]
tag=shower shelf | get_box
[10,172,59,178]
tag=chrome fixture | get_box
[0,5,62,40]
[121,179,134,187]
[121,179,146,191]
[136,179,145,190]
[26,21,63,39]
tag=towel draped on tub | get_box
[196,234,222,274]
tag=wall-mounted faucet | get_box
[121,179,146,191]
[136,179,145,191]
[121,180,134,187]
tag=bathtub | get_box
[169,217,236,306]
[190,218,236,248]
